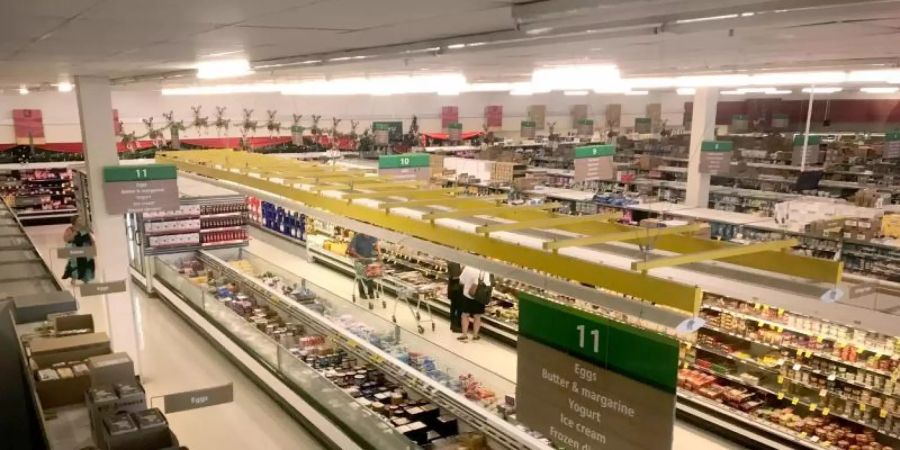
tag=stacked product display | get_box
[137,199,248,254]
[0,167,76,222]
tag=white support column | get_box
[685,87,719,208]
[75,76,142,374]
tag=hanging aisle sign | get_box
[515,294,677,450]
[634,117,652,134]
[441,106,459,129]
[699,141,734,175]
[102,164,180,214]
[576,119,593,137]
[13,109,46,145]
[373,122,391,145]
[447,122,462,141]
[378,153,430,181]
[372,121,402,145]
[520,121,536,139]
[731,114,749,133]
[574,145,616,182]
[885,131,900,159]
[792,134,823,166]
[484,105,503,129]
[772,113,790,129]
[528,105,546,129]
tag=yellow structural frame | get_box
[421,202,563,221]
[380,195,507,211]
[159,150,703,314]
[543,224,704,251]
[342,187,464,201]
[632,239,799,272]
[474,212,620,235]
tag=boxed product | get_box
[87,352,135,387]
[51,313,95,336]
[29,332,110,367]
[87,383,148,448]
[34,361,92,408]
[101,408,178,450]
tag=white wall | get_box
[0,89,688,143]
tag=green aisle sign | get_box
[574,145,615,159]
[103,164,177,182]
[518,293,678,392]
[378,153,429,169]
[792,134,823,146]
[700,141,734,152]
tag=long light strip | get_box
[860,87,899,94]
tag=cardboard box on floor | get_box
[35,363,92,409]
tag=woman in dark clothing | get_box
[447,262,463,333]
[62,215,95,284]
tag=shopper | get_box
[62,215,95,284]
[447,262,463,333]
[457,265,493,342]
[347,232,380,300]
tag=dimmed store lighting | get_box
[676,88,696,96]
[802,87,842,94]
[18,86,28,95]
[57,81,73,92]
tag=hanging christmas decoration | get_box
[214,107,231,136]
[241,109,258,135]
[310,115,322,136]
[265,110,281,137]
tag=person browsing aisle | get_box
[457,265,493,342]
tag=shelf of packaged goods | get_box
[201,239,249,247]
[200,226,245,234]
[195,251,545,450]
[686,362,899,439]
[201,211,246,219]
[21,178,72,183]
[144,229,201,237]
[678,389,824,449]
[143,215,201,223]
[703,321,900,381]
[15,208,77,215]
[693,343,900,409]
[703,304,899,358]
[146,241,249,255]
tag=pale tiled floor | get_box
[26,222,743,450]
[27,225,325,450]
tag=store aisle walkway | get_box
[247,227,746,450]
[26,225,326,450]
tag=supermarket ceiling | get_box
[3,0,900,90]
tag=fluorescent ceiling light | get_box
[447,43,466,49]
[525,27,553,35]
[765,89,792,95]
[624,90,649,96]
[57,81,73,92]
[860,87,899,94]
[510,90,533,96]
[675,13,739,24]
[848,70,900,82]
[564,90,589,96]
[196,59,252,79]
[532,64,619,91]
[675,74,750,87]
[676,88,696,96]
[751,71,845,86]
[464,82,513,92]
[802,87,842,94]
[720,90,745,95]
[737,87,776,93]
[279,73,466,96]
[438,91,460,96]
[18,86,28,95]
[163,83,283,96]
[626,78,675,89]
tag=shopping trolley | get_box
[392,287,436,334]
[351,257,386,310]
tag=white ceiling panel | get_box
[244,0,509,31]
[333,7,514,48]
[81,0,315,25]
[0,0,99,19]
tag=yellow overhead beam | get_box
[544,224,704,251]
[380,195,507,211]
[631,239,799,272]
[342,187,464,200]
[475,212,620,235]
[422,202,562,221]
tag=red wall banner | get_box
[441,106,459,129]
[484,105,503,129]
[13,109,46,144]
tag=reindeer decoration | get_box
[292,114,303,128]
[482,122,496,145]
[241,109,258,136]
[349,120,360,139]
[265,110,281,137]
[606,119,620,140]
[213,107,231,136]
[547,121,559,142]
[310,115,322,136]
[659,119,672,138]
[163,111,186,149]
[143,117,166,148]
[120,131,138,152]
[190,106,209,136]
[330,117,342,136]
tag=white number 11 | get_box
[576,324,600,353]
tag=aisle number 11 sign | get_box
[516,294,678,450]
[102,164,180,214]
